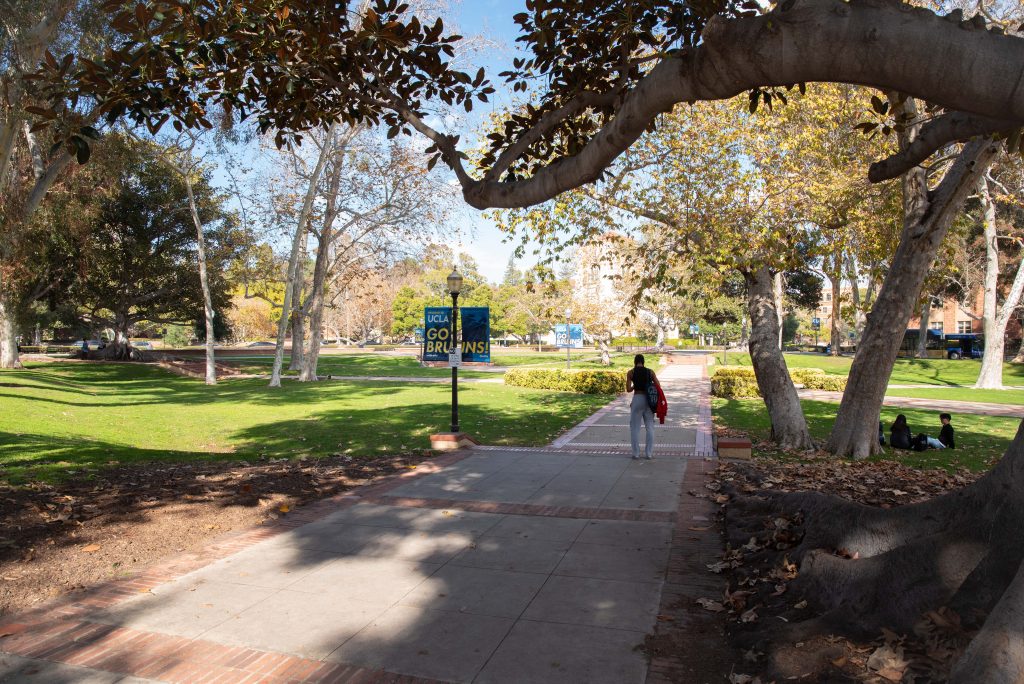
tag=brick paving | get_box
[0,353,721,684]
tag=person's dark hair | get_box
[893,414,908,429]
[940,413,952,422]
[634,354,645,366]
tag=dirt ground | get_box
[706,453,980,684]
[0,452,434,617]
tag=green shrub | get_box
[711,375,761,398]
[371,345,396,352]
[711,364,847,397]
[712,366,757,379]
[789,368,826,384]
[504,368,625,394]
[801,374,847,391]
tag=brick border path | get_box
[0,353,721,684]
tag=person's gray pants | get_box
[629,393,655,459]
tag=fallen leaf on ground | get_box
[696,598,726,612]
[278,504,290,513]
[81,544,100,553]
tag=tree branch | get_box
[868,111,1016,182]
[457,0,1024,209]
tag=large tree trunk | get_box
[0,299,22,369]
[829,268,842,356]
[847,256,866,342]
[185,178,217,385]
[288,244,306,372]
[916,298,930,359]
[269,123,336,388]
[108,317,131,360]
[773,272,784,350]
[974,175,1024,389]
[299,238,333,382]
[745,268,814,450]
[728,420,1024,684]
[597,335,611,365]
[827,137,999,458]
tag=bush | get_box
[789,368,826,384]
[712,366,757,379]
[711,375,761,398]
[504,368,625,394]
[711,365,847,396]
[371,345,396,352]
[801,374,847,391]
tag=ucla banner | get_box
[460,307,491,362]
[554,323,584,349]
[423,307,491,363]
[423,307,453,361]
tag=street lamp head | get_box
[447,268,463,295]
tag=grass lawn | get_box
[0,363,610,483]
[490,350,656,370]
[220,350,648,377]
[883,387,1024,406]
[712,398,1017,472]
[221,354,494,378]
[715,352,1024,387]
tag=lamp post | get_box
[564,308,572,370]
[447,268,463,433]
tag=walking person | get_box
[626,354,657,460]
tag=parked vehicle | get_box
[944,333,983,360]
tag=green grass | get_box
[221,354,494,378]
[0,363,609,483]
[219,350,651,377]
[883,387,1024,406]
[490,350,658,370]
[715,352,1024,387]
[712,398,1016,472]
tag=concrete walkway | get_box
[0,359,717,683]
[798,388,1024,418]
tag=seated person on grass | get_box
[890,414,913,450]
[930,413,955,449]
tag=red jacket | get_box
[655,378,668,424]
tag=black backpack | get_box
[912,433,929,452]
[644,369,658,410]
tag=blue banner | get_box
[423,307,453,361]
[423,307,491,362]
[460,307,491,362]
[555,323,584,349]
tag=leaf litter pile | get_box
[0,451,433,616]
[699,455,978,684]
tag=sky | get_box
[437,0,535,284]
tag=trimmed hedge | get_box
[710,365,847,398]
[789,368,826,384]
[801,374,847,391]
[504,368,625,394]
[711,367,760,398]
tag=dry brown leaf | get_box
[82,544,101,553]
[278,504,290,513]
[696,598,726,612]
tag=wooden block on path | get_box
[430,432,479,451]
[718,437,752,460]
